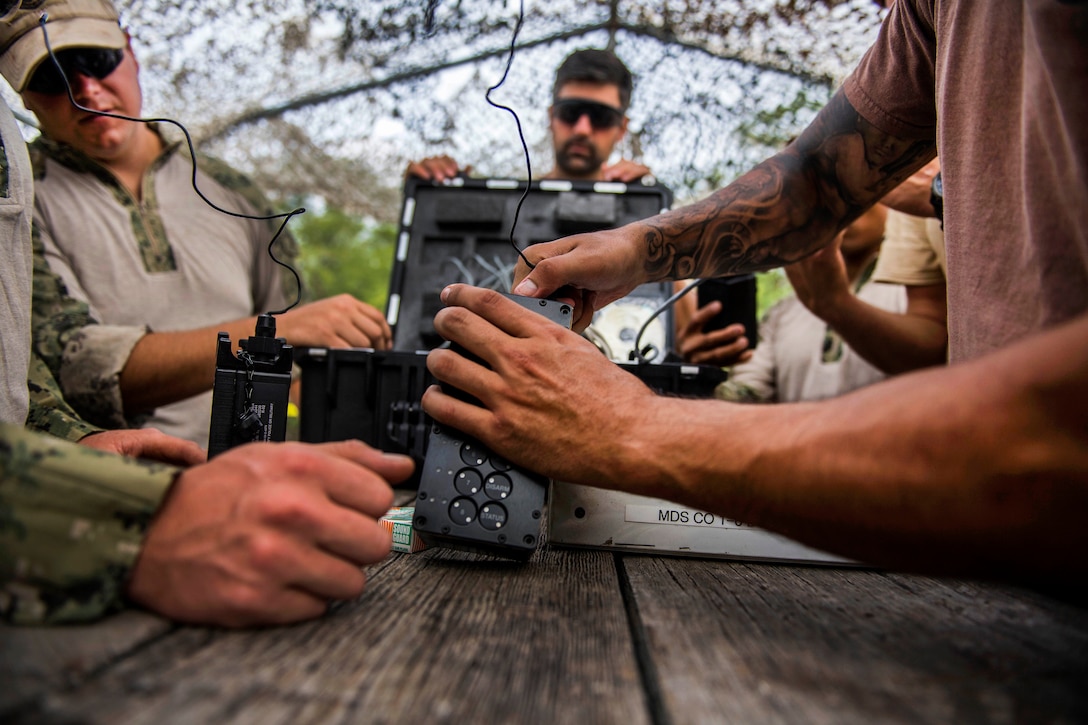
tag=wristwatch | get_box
[930,171,944,226]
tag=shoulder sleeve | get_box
[24,353,102,442]
[0,423,177,624]
[842,0,937,139]
[872,209,946,285]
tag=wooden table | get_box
[4,523,1087,724]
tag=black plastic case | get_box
[387,176,674,352]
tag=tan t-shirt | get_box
[33,139,291,445]
[844,0,1087,362]
[872,209,945,286]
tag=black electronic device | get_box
[207,314,293,458]
[387,176,673,353]
[297,347,434,486]
[696,274,759,350]
[412,294,573,560]
[617,360,727,398]
[296,348,727,489]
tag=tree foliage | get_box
[290,204,396,309]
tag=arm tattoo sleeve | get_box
[642,91,937,281]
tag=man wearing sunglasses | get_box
[408,49,751,366]
[0,0,393,448]
[408,49,649,185]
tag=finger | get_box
[510,243,570,299]
[313,440,415,495]
[347,309,393,349]
[139,436,207,467]
[406,161,433,180]
[439,285,564,343]
[271,542,372,601]
[311,510,395,569]
[426,156,460,181]
[421,383,499,445]
[706,322,746,342]
[425,344,502,408]
[601,164,622,182]
[682,301,722,335]
[269,442,398,516]
[690,337,749,366]
[571,289,598,332]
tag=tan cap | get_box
[0,0,125,92]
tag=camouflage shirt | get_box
[26,226,104,441]
[25,352,102,443]
[0,422,177,625]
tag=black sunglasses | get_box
[551,99,624,130]
[26,47,125,95]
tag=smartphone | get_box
[696,274,758,350]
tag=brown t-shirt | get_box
[844,0,1088,362]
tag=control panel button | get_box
[484,473,512,500]
[459,441,488,467]
[478,503,507,531]
[449,497,477,525]
[489,454,513,472]
[454,468,484,496]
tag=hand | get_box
[276,294,392,350]
[784,233,851,321]
[79,428,206,466]
[511,226,648,331]
[601,159,651,183]
[676,303,753,367]
[126,440,414,627]
[879,157,940,217]
[422,285,659,484]
[405,155,470,182]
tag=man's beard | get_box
[555,137,604,178]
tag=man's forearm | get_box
[636,92,936,282]
[0,424,177,624]
[119,317,260,415]
[813,283,947,374]
[625,314,1088,589]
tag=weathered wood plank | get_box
[14,547,647,724]
[0,493,421,719]
[621,558,1088,724]
[0,609,171,716]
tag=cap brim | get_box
[1,17,125,92]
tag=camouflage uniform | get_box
[31,127,298,444]
[27,225,104,441]
[0,93,173,624]
[26,353,102,443]
[0,422,177,624]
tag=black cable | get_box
[483,0,536,272]
[37,14,304,314]
[632,279,704,364]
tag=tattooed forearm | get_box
[640,90,936,281]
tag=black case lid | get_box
[386,176,674,352]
